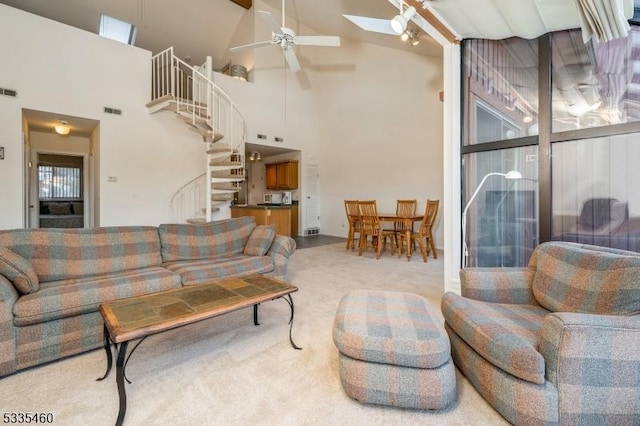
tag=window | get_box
[38,166,82,199]
[551,134,640,252]
[463,37,539,146]
[99,15,136,45]
[463,147,539,267]
[551,28,640,132]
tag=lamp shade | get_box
[390,6,416,34]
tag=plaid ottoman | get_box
[332,290,456,410]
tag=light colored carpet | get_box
[0,243,508,425]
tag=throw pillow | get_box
[244,225,276,256]
[0,246,39,294]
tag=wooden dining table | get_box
[378,213,424,261]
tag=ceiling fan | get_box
[229,0,341,72]
[343,1,420,36]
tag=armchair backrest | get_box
[529,241,640,315]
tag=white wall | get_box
[0,5,205,229]
[216,1,445,248]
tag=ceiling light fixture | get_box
[249,151,261,161]
[54,120,70,135]
[401,30,410,42]
[391,6,416,34]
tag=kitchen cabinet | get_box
[230,205,291,237]
[291,204,299,236]
[266,160,298,190]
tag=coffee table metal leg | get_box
[97,324,113,381]
[282,294,302,350]
[116,341,129,426]
[253,303,260,325]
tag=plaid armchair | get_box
[442,241,640,425]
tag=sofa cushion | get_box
[159,217,256,262]
[441,292,549,384]
[13,266,182,326]
[531,242,640,315]
[0,227,163,282]
[162,254,274,286]
[333,290,451,369]
[244,225,276,256]
[0,247,39,294]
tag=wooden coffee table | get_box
[96,274,300,425]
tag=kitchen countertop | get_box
[231,204,295,210]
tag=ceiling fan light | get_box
[55,120,70,135]
[411,37,420,46]
[401,31,410,42]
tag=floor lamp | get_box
[461,171,522,268]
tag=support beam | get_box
[228,0,251,9]
[405,0,459,45]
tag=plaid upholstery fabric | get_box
[163,255,274,286]
[0,276,19,377]
[460,267,538,305]
[158,217,256,262]
[441,292,549,384]
[243,225,276,256]
[0,246,39,294]
[0,227,163,282]
[539,312,640,424]
[263,235,296,282]
[333,290,450,369]
[446,324,560,425]
[338,352,456,410]
[13,267,182,326]
[531,241,640,315]
[15,311,104,372]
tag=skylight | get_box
[99,15,136,45]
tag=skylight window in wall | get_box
[99,15,136,45]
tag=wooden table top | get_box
[99,274,298,343]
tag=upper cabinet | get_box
[266,160,298,190]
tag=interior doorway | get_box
[22,109,99,228]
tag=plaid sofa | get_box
[442,241,640,425]
[0,216,296,378]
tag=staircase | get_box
[147,47,247,223]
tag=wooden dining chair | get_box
[344,200,361,251]
[412,199,440,262]
[357,200,396,259]
[394,199,417,254]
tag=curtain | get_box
[575,0,631,43]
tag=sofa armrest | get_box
[265,235,296,282]
[539,312,640,420]
[460,267,537,304]
[0,275,18,377]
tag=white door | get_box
[304,164,320,233]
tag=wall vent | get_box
[0,88,17,97]
[103,107,122,115]
[304,227,320,236]
[274,137,284,143]
[257,134,267,140]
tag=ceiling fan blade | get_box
[282,47,301,72]
[229,39,273,53]
[294,35,341,47]
[258,10,283,34]
[342,14,396,35]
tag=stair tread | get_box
[146,94,173,108]
[210,161,243,166]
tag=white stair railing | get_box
[151,47,247,223]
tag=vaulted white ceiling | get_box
[3,0,630,72]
